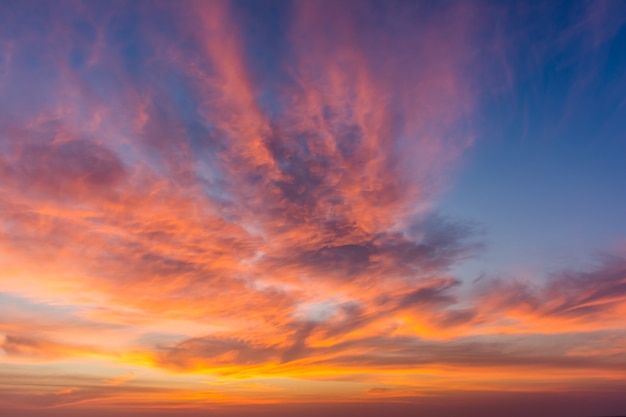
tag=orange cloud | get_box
[104,371,136,386]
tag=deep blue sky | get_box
[442,0,626,278]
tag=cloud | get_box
[104,371,136,386]
[0,0,624,412]
[0,0,482,335]
[474,254,626,329]
[158,336,277,371]
[0,335,93,360]
[149,253,626,378]
[398,278,460,308]
[2,138,127,202]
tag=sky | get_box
[0,1,625,416]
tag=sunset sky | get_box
[1,1,626,416]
